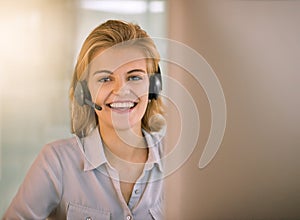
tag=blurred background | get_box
[1,0,300,219]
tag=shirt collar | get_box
[80,127,164,172]
[143,130,164,173]
[81,128,107,171]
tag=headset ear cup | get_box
[74,81,92,106]
[149,73,162,100]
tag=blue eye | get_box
[128,75,142,81]
[99,77,111,82]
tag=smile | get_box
[106,101,138,110]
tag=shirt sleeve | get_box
[3,144,63,219]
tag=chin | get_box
[111,119,142,132]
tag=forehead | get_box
[90,46,147,72]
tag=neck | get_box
[99,125,148,163]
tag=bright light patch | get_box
[80,0,165,14]
[149,1,164,13]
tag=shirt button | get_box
[134,189,139,194]
[126,215,132,220]
[86,217,92,220]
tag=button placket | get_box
[133,184,142,196]
[134,189,139,195]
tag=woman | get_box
[3,20,165,220]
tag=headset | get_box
[74,66,162,111]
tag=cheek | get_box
[93,86,109,103]
[88,81,103,102]
[133,81,149,97]
[139,94,149,112]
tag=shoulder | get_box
[37,135,83,168]
[44,135,80,151]
[41,135,79,155]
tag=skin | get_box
[88,46,150,203]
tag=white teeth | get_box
[109,102,135,108]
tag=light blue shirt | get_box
[3,128,164,220]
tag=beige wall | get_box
[165,1,300,219]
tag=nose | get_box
[112,78,130,96]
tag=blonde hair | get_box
[69,20,165,137]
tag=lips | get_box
[106,101,138,111]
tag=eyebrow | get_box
[93,70,112,75]
[93,69,146,75]
[127,69,146,74]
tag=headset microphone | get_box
[74,81,102,111]
[85,99,102,111]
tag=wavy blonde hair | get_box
[69,20,165,137]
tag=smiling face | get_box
[88,46,150,133]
